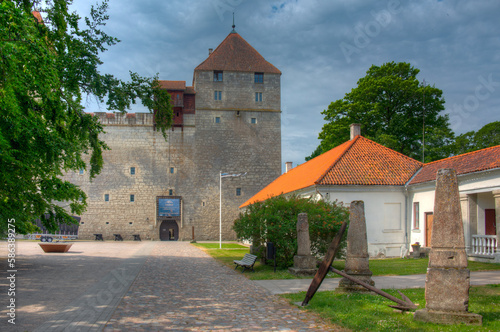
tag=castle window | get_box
[255,92,262,102]
[104,194,109,202]
[254,72,264,83]
[79,168,84,175]
[215,117,221,123]
[236,188,241,196]
[130,167,136,175]
[251,117,257,124]
[169,189,174,196]
[170,167,175,174]
[214,71,223,82]
[214,91,222,100]
[130,194,135,202]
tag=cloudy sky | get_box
[70,0,500,169]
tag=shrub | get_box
[233,195,349,268]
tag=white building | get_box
[241,124,500,262]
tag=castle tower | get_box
[66,29,281,241]
[190,30,282,240]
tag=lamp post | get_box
[220,171,247,249]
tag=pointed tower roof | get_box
[195,32,281,74]
[240,136,423,208]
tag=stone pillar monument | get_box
[414,169,482,325]
[337,201,375,292]
[289,213,317,276]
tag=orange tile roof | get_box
[240,136,423,208]
[158,80,186,90]
[319,136,422,186]
[409,145,500,185]
[195,32,281,74]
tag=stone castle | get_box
[65,29,282,241]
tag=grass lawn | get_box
[192,243,500,280]
[281,285,500,331]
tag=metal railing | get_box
[472,235,497,256]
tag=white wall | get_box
[297,186,408,258]
[409,186,435,247]
[408,168,500,246]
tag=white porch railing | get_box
[472,235,497,256]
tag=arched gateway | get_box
[157,196,182,241]
[160,220,179,241]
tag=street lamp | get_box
[220,171,247,249]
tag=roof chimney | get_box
[350,123,361,140]
[208,48,213,55]
[285,162,293,173]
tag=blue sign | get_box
[158,198,181,217]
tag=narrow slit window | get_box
[130,194,135,202]
[130,167,135,175]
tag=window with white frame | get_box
[255,92,262,102]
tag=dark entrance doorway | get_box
[160,220,179,241]
[485,209,496,235]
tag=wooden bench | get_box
[233,253,258,273]
[113,234,123,241]
[94,234,103,241]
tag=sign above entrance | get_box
[158,198,181,217]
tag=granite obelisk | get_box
[337,200,374,292]
[289,213,317,276]
[414,169,482,325]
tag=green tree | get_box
[233,195,349,268]
[309,62,454,162]
[0,0,173,236]
[452,121,500,155]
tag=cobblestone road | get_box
[104,242,341,331]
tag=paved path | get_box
[2,241,499,331]
[33,241,155,331]
[0,241,153,332]
[255,271,500,295]
[103,242,339,331]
